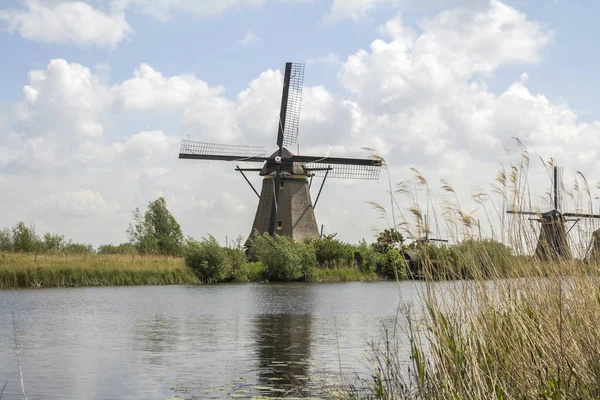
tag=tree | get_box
[0,228,12,252]
[126,197,184,256]
[374,228,405,252]
[11,221,40,253]
[42,232,65,252]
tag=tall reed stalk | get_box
[354,141,600,399]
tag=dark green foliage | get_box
[61,241,96,255]
[225,247,248,281]
[453,239,514,279]
[250,233,317,281]
[0,222,99,256]
[375,248,407,279]
[404,239,515,280]
[353,239,380,273]
[127,197,184,256]
[42,233,65,252]
[97,243,138,255]
[184,236,232,283]
[11,221,40,253]
[308,234,354,268]
[374,228,405,252]
[405,242,459,279]
[0,228,12,252]
[234,261,267,282]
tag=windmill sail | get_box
[179,140,267,162]
[277,62,305,148]
[293,154,382,180]
[303,162,381,180]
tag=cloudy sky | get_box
[1,0,599,248]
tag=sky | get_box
[1,0,600,249]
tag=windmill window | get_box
[277,221,283,230]
[280,182,284,189]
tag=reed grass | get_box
[352,141,600,399]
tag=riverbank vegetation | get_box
[0,196,535,288]
[349,144,600,399]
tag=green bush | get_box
[404,239,515,280]
[184,236,232,283]
[375,248,407,279]
[353,239,380,273]
[411,243,460,279]
[250,233,316,281]
[98,243,138,255]
[239,261,267,282]
[308,235,354,268]
[453,239,514,279]
[61,242,95,255]
[224,247,247,275]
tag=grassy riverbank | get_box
[0,253,199,288]
[0,252,383,288]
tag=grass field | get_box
[0,252,199,288]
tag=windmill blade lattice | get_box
[281,63,305,147]
[304,162,381,180]
[179,140,267,161]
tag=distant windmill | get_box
[507,165,600,260]
[178,62,382,244]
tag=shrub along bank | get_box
[184,233,405,284]
[0,232,404,288]
[0,229,523,288]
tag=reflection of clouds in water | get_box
[132,314,179,370]
[0,282,434,399]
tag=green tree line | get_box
[0,196,515,283]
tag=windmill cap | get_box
[261,147,308,176]
[269,147,294,158]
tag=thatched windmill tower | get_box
[178,62,382,244]
[507,165,600,261]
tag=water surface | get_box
[0,281,426,399]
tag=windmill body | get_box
[507,166,600,261]
[534,209,571,261]
[249,148,319,241]
[178,62,382,245]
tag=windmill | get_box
[507,165,600,261]
[178,62,382,245]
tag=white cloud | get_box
[112,0,266,20]
[3,1,600,249]
[33,189,109,217]
[115,63,224,111]
[236,69,282,144]
[306,51,342,66]
[413,0,552,76]
[324,0,382,23]
[324,0,487,23]
[238,30,261,45]
[0,0,131,48]
[113,130,179,162]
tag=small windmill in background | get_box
[507,165,600,260]
[178,62,383,245]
